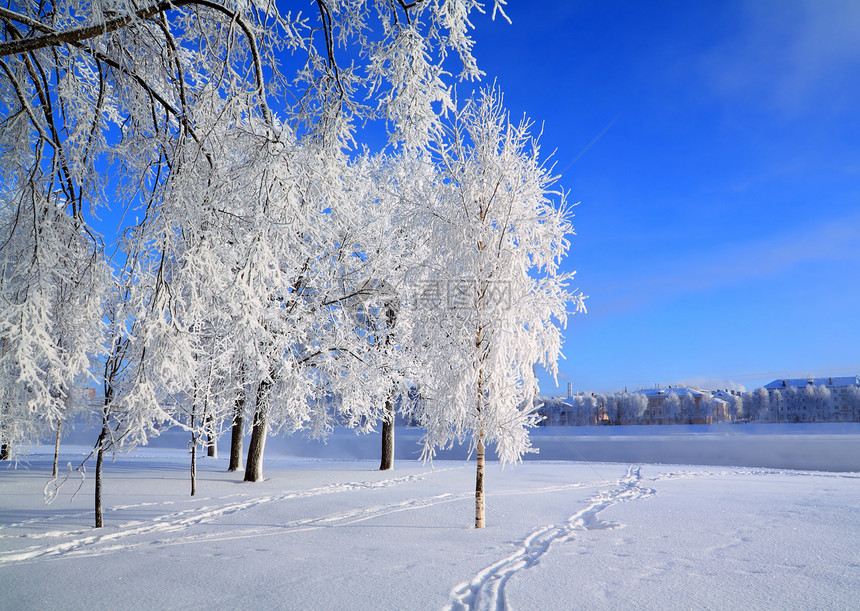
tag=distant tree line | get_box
[744,385,860,423]
[538,384,860,426]
[537,392,650,426]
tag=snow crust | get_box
[2,426,859,609]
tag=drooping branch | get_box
[315,0,343,99]
[0,59,50,142]
[0,6,54,35]
[0,0,273,128]
[0,1,194,57]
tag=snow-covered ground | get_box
[2,425,859,609]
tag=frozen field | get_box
[1,425,859,609]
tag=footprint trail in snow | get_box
[446,465,655,611]
[0,468,449,564]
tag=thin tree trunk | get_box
[94,418,108,528]
[475,433,485,529]
[244,379,271,483]
[52,419,62,477]
[379,397,395,470]
[228,395,244,472]
[0,342,6,461]
[379,303,397,471]
[206,413,217,458]
[190,411,198,496]
[473,238,489,529]
[475,313,487,529]
[190,435,197,496]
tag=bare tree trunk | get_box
[206,413,217,458]
[95,418,108,528]
[379,303,397,471]
[190,436,197,496]
[190,410,198,496]
[379,397,394,471]
[52,419,62,477]
[475,433,485,529]
[243,407,267,482]
[228,395,244,472]
[0,443,9,460]
[244,379,271,483]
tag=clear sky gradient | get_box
[465,1,860,394]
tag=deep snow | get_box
[1,425,859,609]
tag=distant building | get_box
[763,376,860,422]
[635,387,729,425]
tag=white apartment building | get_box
[763,376,860,422]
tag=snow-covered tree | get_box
[782,386,800,422]
[769,389,783,423]
[86,255,183,527]
[0,170,107,461]
[219,136,408,483]
[664,392,681,424]
[563,395,595,426]
[699,392,716,423]
[741,391,754,421]
[620,392,647,424]
[181,323,240,494]
[566,395,587,425]
[1,0,516,490]
[395,88,585,528]
[728,394,744,421]
[329,153,425,471]
[846,386,860,422]
[605,394,621,425]
[603,392,646,425]
[681,392,697,424]
[751,387,771,421]
[812,384,831,422]
[537,397,568,426]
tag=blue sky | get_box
[88,2,858,395]
[464,1,860,393]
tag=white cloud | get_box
[699,1,860,115]
[591,211,860,318]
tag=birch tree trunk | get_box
[94,416,108,528]
[474,354,487,529]
[475,433,486,529]
[475,271,487,529]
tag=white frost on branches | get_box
[387,87,585,464]
[1,1,586,498]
